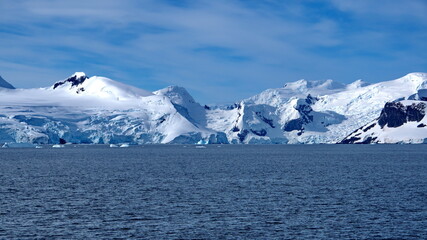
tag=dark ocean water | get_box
[0,144,426,239]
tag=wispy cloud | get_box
[329,0,427,22]
[0,0,426,103]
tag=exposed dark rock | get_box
[341,136,378,144]
[250,129,267,136]
[237,129,249,142]
[378,102,426,128]
[296,104,313,118]
[339,122,368,144]
[339,136,361,144]
[340,134,377,144]
[283,97,315,132]
[204,105,211,110]
[378,102,406,128]
[231,126,240,132]
[283,118,304,132]
[407,103,426,122]
[255,112,275,128]
[76,87,85,93]
[158,115,167,124]
[363,123,376,132]
[341,101,426,144]
[359,136,377,144]
[226,103,240,110]
[305,94,318,105]
[53,74,88,89]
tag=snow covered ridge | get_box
[340,100,427,144]
[208,72,427,144]
[0,73,225,144]
[0,72,427,144]
[52,72,153,99]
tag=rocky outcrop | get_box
[283,95,317,132]
[340,101,427,144]
[283,94,346,135]
[378,102,426,128]
[53,73,88,89]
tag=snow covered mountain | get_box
[340,88,427,144]
[154,86,207,127]
[0,72,426,144]
[52,72,153,99]
[0,75,15,89]
[0,73,226,144]
[206,72,427,144]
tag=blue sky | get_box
[1,0,426,104]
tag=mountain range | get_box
[0,72,426,144]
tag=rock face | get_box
[340,100,427,144]
[53,72,88,89]
[283,95,317,132]
[378,102,426,128]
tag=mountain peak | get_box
[0,75,15,89]
[162,85,187,92]
[283,79,307,90]
[404,72,427,78]
[392,72,427,91]
[155,85,196,104]
[346,79,369,90]
[72,72,87,79]
[398,72,427,84]
[53,72,89,89]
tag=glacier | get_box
[0,72,426,145]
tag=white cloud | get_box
[0,0,426,103]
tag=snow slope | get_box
[206,72,427,143]
[53,72,153,99]
[154,86,207,127]
[340,99,427,144]
[0,73,225,144]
